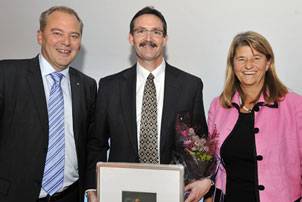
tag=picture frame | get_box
[96,162,184,202]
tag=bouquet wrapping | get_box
[172,112,218,184]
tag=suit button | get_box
[258,185,265,190]
[256,155,263,161]
[254,128,259,134]
[254,106,260,112]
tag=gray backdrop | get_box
[1,0,301,114]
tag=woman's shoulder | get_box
[210,96,221,107]
[285,91,302,98]
[282,91,302,104]
[208,96,234,116]
[208,96,222,113]
[279,91,302,114]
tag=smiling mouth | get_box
[243,71,256,75]
[57,49,71,55]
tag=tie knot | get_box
[147,73,154,81]
[50,72,64,84]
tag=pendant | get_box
[242,105,252,112]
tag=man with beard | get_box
[86,6,209,201]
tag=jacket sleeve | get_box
[207,97,219,136]
[0,63,4,126]
[86,78,110,189]
[296,94,302,193]
[192,78,208,135]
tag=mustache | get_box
[139,41,157,48]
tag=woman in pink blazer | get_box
[185,31,302,202]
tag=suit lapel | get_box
[26,56,48,134]
[69,68,81,146]
[119,64,181,157]
[120,66,138,155]
[160,64,180,153]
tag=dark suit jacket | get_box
[86,63,207,189]
[0,56,96,202]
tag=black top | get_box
[220,112,259,202]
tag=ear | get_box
[37,30,43,45]
[162,35,168,47]
[128,33,134,46]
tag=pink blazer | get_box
[208,91,302,201]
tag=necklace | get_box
[242,105,252,112]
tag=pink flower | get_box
[181,129,189,137]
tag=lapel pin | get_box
[76,82,80,86]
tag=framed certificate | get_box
[97,162,184,202]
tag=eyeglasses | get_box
[133,28,164,37]
[234,56,265,65]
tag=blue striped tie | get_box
[42,72,65,195]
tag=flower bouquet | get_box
[172,112,218,185]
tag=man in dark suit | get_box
[0,6,96,202]
[86,6,208,201]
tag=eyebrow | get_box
[50,28,81,36]
[50,28,63,32]
[134,26,163,30]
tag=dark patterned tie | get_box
[139,73,159,164]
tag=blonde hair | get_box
[220,31,288,108]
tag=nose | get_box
[62,34,71,46]
[245,58,254,69]
[144,31,152,41]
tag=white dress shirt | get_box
[136,60,165,162]
[39,54,78,197]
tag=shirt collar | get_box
[39,54,69,78]
[136,60,166,81]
